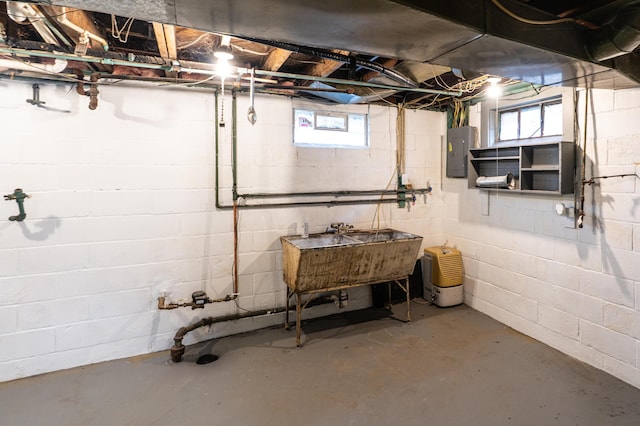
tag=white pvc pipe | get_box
[0,57,68,73]
[7,2,59,45]
[57,6,109,51]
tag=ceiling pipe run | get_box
[36,0,640,89]
[0,57,67,73]
[0,46,461,96]
[6,1,59,45]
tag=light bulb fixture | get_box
[213,46,233,61]
[486,76,502,98]
[214,35,234,77]
[215,57,232,77]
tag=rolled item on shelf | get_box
[476,172,515,189]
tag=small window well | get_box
[293,108,368,148]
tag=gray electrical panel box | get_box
[446,126,475,178]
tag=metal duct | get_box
[41,0,640,89]
[587,6,640,61]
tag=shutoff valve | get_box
[4,188,30,221]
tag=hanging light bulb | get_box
[214,35,234,77]
[486,76,502,98]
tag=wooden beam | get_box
[152,22,169,58]
[152,22,177,77]
[163,24,178,60]
[262,48,292,71]
[306,49,349,77]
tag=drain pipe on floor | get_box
[170,294,339,362]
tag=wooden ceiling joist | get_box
[306,49,350,77]
[262,47,292,72]
[153,22,177,77]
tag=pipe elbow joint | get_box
[174,327,189,340]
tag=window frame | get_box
[293,107,369,149]
[497,98,562,142]
[480,87,574,148]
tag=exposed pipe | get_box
[169,294,337,362]
[239,36,418,88]
[56,6,109,51]
[587,5,640,61]
[0,46,461,97]
[0,57,67,73]
[157,293,235,310]
[213,90,426,210]
[4,188,30,222]
[76,72,99,110]
[171,317,217,362]
[238,189,430,198]
[235,198,402,209]
[6,2,59,45]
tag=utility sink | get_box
[285,233,362,249]
[281,229,423,293]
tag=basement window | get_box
[498,99,562,141]
[481,87,573,147]
[293,108,368,148]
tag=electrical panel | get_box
[446,126,475,178]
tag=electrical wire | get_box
[176,32,212,50]
[231,44,270,56]
[490,0,575,25]
[110,15,134,43]
[363,87,397,106]
[370,169,397,230]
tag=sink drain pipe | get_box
[171,309,281,362]
[170,295,337,362]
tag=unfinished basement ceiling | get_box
[1,0,639,110]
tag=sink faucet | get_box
[327,222,354,233]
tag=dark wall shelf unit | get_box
[468,141,574,194]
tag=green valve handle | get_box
[4,188,30,221]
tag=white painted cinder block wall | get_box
[444,89,640,389]
[0,80,444,382]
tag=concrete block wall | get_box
[0,81,443,382]
[444,89,640,389]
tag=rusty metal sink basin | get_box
[280,228,423,293]
[284,233,362,249]
[347,229,418,243]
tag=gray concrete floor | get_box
[1,303,639,426]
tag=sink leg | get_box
[405,277,411,322]
[285,288,291,330]
[296,292,302,347]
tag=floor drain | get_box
[196,354,219,365]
